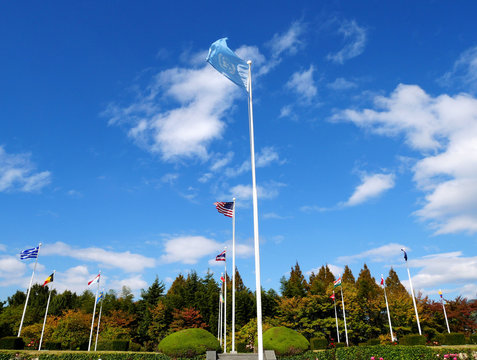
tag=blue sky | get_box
[1,1,476,302]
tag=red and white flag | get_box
[330,292,335,300]
[88,273,100,286]
[380,275,384,286]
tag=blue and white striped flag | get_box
[206,38,249,92]
[20,246,39,260]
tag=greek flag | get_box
[20,246,39,260]
[206,38,249,92]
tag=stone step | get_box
[207,351,276,360]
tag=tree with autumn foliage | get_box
[169,307,207,332]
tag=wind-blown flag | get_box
[20,247,39,260]
[214,202,234,218]
[380,275,384,286]
[206,38,249,91]
[220,293,224,303]
[216,250,226,262]
[220,275,225,283]
[330,293,335,300]
[88,273,100,286]
[401,248,408,262]
[438,290,443,299]
[42,273,54,287]
[333,277,342,288]
[97,291,104,304]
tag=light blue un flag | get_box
[206,38,249,92]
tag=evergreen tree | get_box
[342,265,356,284]
[141,276,165,307]
[280,262,308,298]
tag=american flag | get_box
[214,202,234,218]
[216,250,226,261]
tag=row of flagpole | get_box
[17,244,104,351]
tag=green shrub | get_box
[158,328,220,357]
[334,342,345,348]
[111,340,129,351]
[442,332,466,345]
[470,333,477,344]
[96,340,113,350]
[42,341,61,350]
[399,334,426,346]
[310,337,327,350]
[0,337,24,350]
[367,338,380,346]
[129,341,141,352]
[236,341,252,353]
[434,333,445,345]
[261,327,309,356]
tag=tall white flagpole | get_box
[247,60,264,360]
[88,271,101,351]
[18,243,42,337]
[382,274,395,341]
[39,270,55,351]
[219,274,223,346]
[223,248,227,353]
[405,259,422,335]
[332,292,340,343]
[94,292,104,351]
[440,290,450,333]
[339,277,349,347]
[218,282,222,342]
[232,198,236,353]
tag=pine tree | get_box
[280,262,309,298]
[342,265,356,284]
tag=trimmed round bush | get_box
[262,327,309,356]
[158,328,220,357]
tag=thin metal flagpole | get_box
[218,282,222,342]
[405,262,422,335]
[18,243,42,337]
[247,60,264,360]
[232,198,236,353]
[223,248,227,353]
[339,277,349,347]
[94,292,104,351]
[382,274,395,342]
[440,290,450,334]
[219,274,223,346]
[333,292,340,343]
[88,271,101,351]
[39,270,55,351]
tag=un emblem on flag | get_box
[218,54,235,75]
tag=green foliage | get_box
[262,326,309,356]
[399,334,426,345]
[111,340,130,351]
[309,337,327,350]
[366,338,380,345]
[42,341,62,350]
[0,337,24,349]
[157,328,219,357]
[442,332,466,345]
[470,333,477,344]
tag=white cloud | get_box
[0,244,6,252]
[210,152,234,172]
[0,146,51,193]
[344,173,395,206]
[229,181,285,201]
[402,251,477,299]
[334,84,477,234]
[161,173,179,184]
[51,265,101,294]
[328,77,357,90]
[336,243,407,264]
[160,236,223,265]
[268,21,305,57]
[327,19,367,64]
[109,274,148,292]
[225,147,281,177]
[440,45,477,92]
[286,66,317,102]
[306,264,343,277]
[42,242,156,272]
[0,256,27,280]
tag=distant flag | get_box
[206,38,249,91]
[333,277,342,288]
[88,274,100,286]
[97,292,104,304]
[216,250,226,262]
[214,202,234,218]
[380,275,384,286]
[220,293,224,303]
[42,273,54,287]
[20,247,39,260]
[330,293,335,300]
[438,289,443,299]
[220,275,225,283]
[401,248,408,262]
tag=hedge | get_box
[261,327,309,356]
[158,328,220,357]
[0,351,200,360]
[0,337,24,350]
[310,337,327,350]
[399,334,426,346]
[442,332,466,345]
